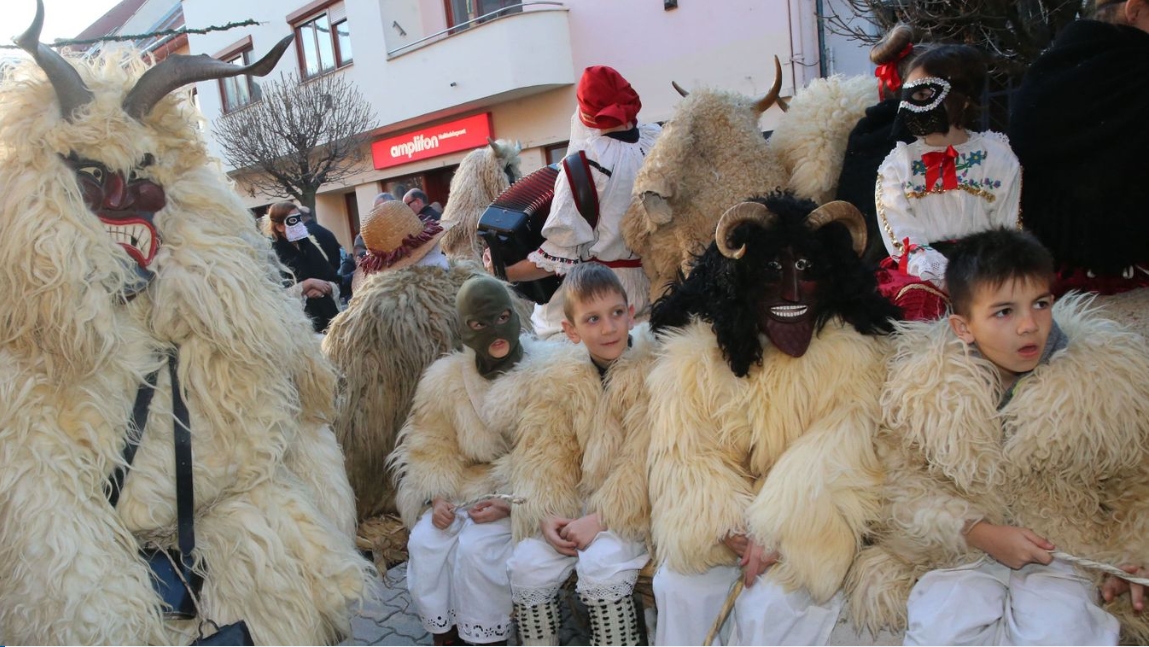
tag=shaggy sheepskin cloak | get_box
[0,49,370,644]
[646,319,887,604]
[847,296,1149,642]
[504,324,658,544]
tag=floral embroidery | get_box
[911,148,987,177]
[458,620,511,641]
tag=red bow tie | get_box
[922,145,959,192]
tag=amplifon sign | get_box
[372,113,493,170]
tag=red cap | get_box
[576,66,641,129]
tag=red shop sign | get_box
[372,113,493,169]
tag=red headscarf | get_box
[576,66,642,129]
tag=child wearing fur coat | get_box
[848,229,1149,645]
[390,275,549,645]
[505,263,656,645]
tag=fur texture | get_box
[646,320,888,603]
[0,50,370,644]
[323,261,484,520]
[439,140,523,263]
[503,325,660,545]
[848,295,1149,642]
[389,336,561,530]
[621,76,873,303]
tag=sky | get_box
[11,0,124,44]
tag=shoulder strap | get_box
[169,349,196,561]
[562,150,602,229]
[106,366,161,508]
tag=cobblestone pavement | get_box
[341,562,595,646]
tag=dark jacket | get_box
[305,219,345,273]
[418,204,442,222]
[272,236,341,333]
[1009,20,1149,273]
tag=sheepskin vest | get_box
[847,295,1149,640]
[502,325,659,544]
[647,318,888,604]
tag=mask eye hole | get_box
[795,258,811,271]
[78,165,105,182]
[496,310,511,324]
[767,260,782,271]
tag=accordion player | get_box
[477,163,563,304]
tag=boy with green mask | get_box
[390,275,530,646]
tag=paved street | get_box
[342,564,431,646]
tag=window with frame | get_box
[293,1,353,79]
[445,0,522,29]
[215,37,262,113]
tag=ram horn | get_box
[807,200,867,256]
[754,55,784,113]
[715,201,777,259]
[16,0,94,121]
[123,34,293,121]
[671,80,689,97]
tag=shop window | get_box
[292,1,353,79]
[445,0,522,30]
[215,37,262,113]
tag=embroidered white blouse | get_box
[876,130,1022,259]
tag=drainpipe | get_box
[815,0,828,78]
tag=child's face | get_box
[561,291,635,365]
[949,277,1054,381]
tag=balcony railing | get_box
[387,1,565,58]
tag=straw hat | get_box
[355,199,447,278]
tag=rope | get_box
[1052,551,1149,587]
[453,493,525,511]
[703,579,743,646]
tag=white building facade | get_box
[183,0,878,248]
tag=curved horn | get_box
[754,55,784,113]
[16,0,94,121]
[807,200,867,256]
[715,201,777,259]
[123,34,293,120]
[671,80,689,97]
[776,96,790,112]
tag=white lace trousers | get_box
[407,511,514,644]
[905,557,1119,646]
[653,563,843,646]
[507,531,649,604]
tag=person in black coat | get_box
[267,202,341,332]
[298,206,344,273]
[1008,0,1149,292]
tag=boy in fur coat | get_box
[847,229,1149,644]
[646,193,898,645]
[390,275,558,645]
[505,263,656,646]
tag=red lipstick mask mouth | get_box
[63,153,166,294]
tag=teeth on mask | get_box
[771,305,808,319]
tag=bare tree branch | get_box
[822,0,1089,75]
[212,71,378,208]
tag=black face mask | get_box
[898,77,952,138]
[456,276,523,379]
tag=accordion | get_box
[478,163,563,304]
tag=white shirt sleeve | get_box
[530,139,609,274]
[876,145,929,258]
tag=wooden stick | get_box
[703,579,743,646]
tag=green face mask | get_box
[456,276,523,379]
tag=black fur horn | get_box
[715,201,777,259]
[16,0,94,121]
[122,35,294,121]
[807,200,867,256]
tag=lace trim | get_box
[458,619,511,642]
[528,248,581,275]
[576,570,639,602]
[512,584,561,606]
[420,609,457,633]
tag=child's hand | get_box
[559,513,604,550]
[431,497,455,530]
[1101,564,1146,614]
[738,538,778,587]
[723,532,750,558]
[965,522,1054,569]
[541,515,578,556]
[468,499,511,524]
